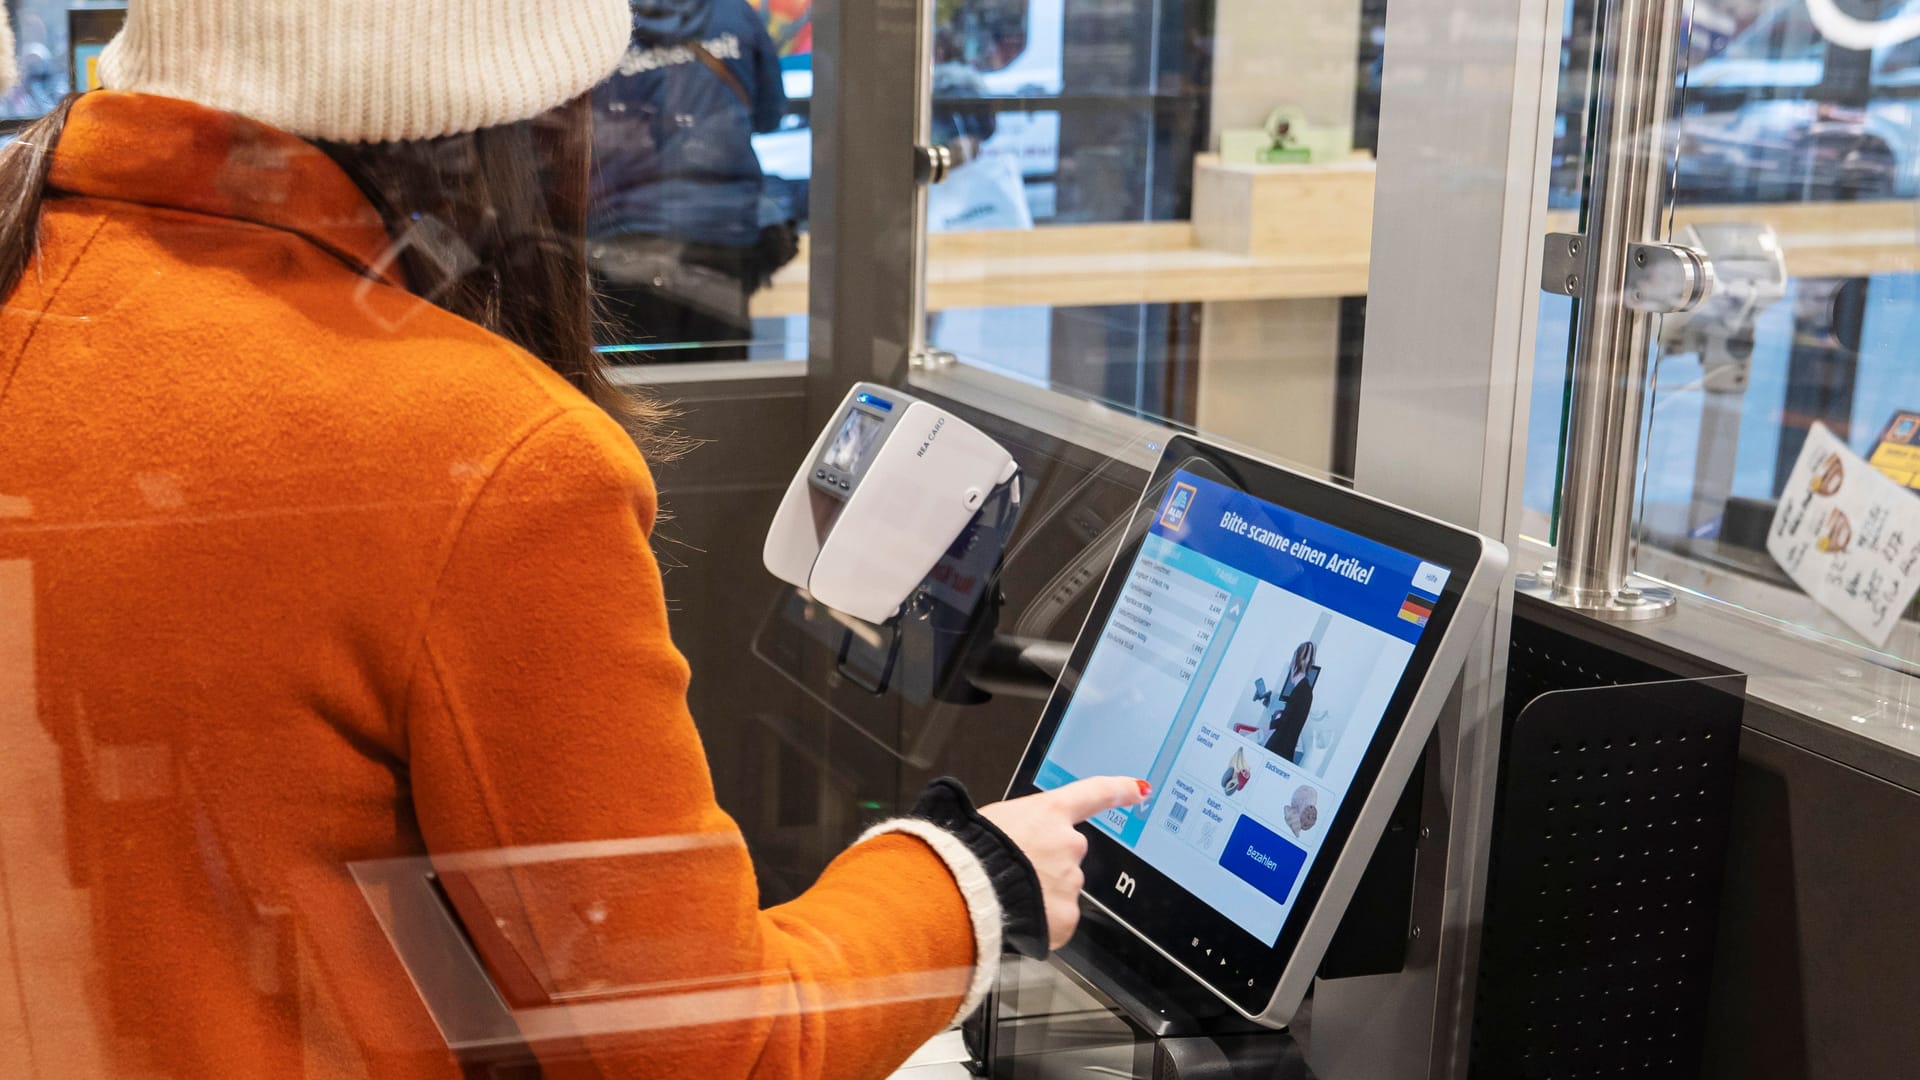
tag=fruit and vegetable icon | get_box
[1220,748,1251,797]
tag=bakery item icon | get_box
[1283,785,1319,837]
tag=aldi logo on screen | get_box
[1161,483,1199,529]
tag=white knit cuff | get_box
[858,818,1004,1025]
[98,0,634,142]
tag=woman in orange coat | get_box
[0,2,1144,1077]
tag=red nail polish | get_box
[1136,779,1152,798]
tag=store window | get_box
[4,2,818,365]
[585,0,815,362]
[1,1,112,124]
[1529,0,1920,668]
[915,0,1385,481]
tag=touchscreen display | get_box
[1034,470,1452,945]
[823,409,882,473]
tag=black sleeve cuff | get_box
[911,777,1050,959]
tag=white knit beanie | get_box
[98,1,634,142]
[0,5,17,95]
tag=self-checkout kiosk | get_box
[757,386,1522,1077]
[347,382,1750,1080]
[755,384,1750,1080]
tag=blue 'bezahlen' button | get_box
[1217,813,1310,903]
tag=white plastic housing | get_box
[764,387,1018,625]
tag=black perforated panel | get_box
[1470,604,1744,1080]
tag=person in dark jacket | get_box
[1264,641,1318,763]
[589,0,788,359]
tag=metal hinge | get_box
[913,144,954,186]
[908,348,958,370]
[1541,232,1715,314]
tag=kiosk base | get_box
[969,924,1316,1079]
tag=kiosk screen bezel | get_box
[1009,435,1488,1018]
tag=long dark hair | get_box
[0,95,79,302]
[1289,641,1316,683]
[0,93,680,463]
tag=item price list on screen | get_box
[1107,552,1230,683]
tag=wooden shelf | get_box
[752,159,1375,318]
[752,224,1370,318]
[754,195,1920,319]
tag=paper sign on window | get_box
[1768,422,1920,647]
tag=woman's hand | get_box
[979,777,1149,949]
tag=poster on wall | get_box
[751,0,811,80]
[1768,422,1920,647]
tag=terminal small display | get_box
[1012,436,1502,1024]
[809,395,903,498]
[824,409,883,473]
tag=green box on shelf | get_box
[1220,123,1354,166]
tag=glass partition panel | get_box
[1522,0,1599,538]
[915,0,1383,479]
[0,7,839,1072]
[1631,0,1920,670]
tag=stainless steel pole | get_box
[1549,0,1687,618]
[807,0,926,422]
[909,0,936,363]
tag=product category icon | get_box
[1282,785,1320,838]
[1220,748,1252,797]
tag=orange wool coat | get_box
[0,92,983,1079]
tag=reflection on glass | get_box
[588,0,804,360]
[1643,0,1920,662]
[2,1,92,122]
[1529,0,1920,668]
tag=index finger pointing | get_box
[1047,775,1150,822]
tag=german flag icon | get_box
[1398,593,1433,627]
